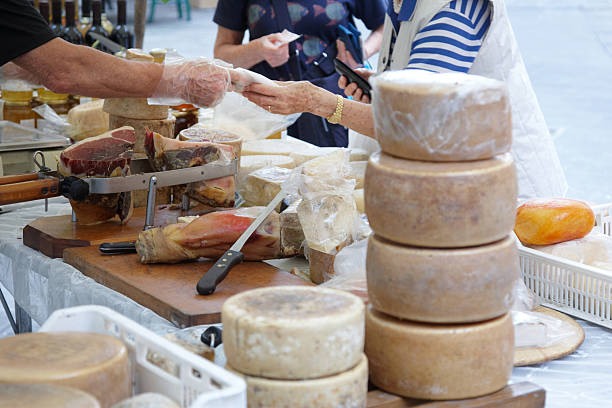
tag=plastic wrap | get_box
[31,102,109,142]
[320,238,369,302]
[208,92,300,140]
[370,70,512,162]
[531,232,612,270]
[512,310,578,349]
[149,57,231,108]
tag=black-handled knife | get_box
[99,241,137,255]
[196,189,286,296]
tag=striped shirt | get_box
[386,0,492,73]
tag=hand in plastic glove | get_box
[255,33,290,68]
[152,58,231,108]
[338,68,374,104]
[243,81,315,115]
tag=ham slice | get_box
[144,130,236,207]
[58,126,136,225]
[135,207,282,263]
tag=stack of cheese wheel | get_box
[0,332,130,408]
[364,70,518,400]
[222,286,368,408]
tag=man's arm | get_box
[12,38,164,98]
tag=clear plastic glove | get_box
[151,58,231,108]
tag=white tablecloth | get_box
[1,198,612,407]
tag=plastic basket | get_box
[40,305,246,408]
[519,203,612,328]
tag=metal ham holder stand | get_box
[73,157,238,229]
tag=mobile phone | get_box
[334,58,372,98]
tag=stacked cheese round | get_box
[0,332,130,408]
[0,384,100,408]
[222,286,368,407]
[371,70,512,162]
[364,70,518,401]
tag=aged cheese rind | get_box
[280,199,304,256]
[367,234,518,323]
[241,166,292,207]
[222,286,365,380]
[0,384,100,408]
[228,354,368,408]
[0,332,130,408]
[365,307,513,400]
[365,152,517,247]
[104,98,169,120]
[109,115,175,154]
[372,70,512,161]
[110,393,180,408]
[67,99,110,141]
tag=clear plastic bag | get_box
[321,238,369,302]
[512,309,578,349]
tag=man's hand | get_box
[338,68,374,104]
[256,33,290,68]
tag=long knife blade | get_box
[88,32,124,53]
[196,188,286,295]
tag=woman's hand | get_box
[255,33,290,68]
[243,81,318,115]
[338,68,374,104]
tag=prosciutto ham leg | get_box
[136,207,282,263]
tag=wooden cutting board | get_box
[63,246,313,327]
[366,381,545,407]
[23,206,206,258]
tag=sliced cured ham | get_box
[58,126,136,225]
[144,130,236,207]
[135,207,282,264]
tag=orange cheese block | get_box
[514,198,595,245]
[365,151,517,248]
[0,332,130,408]
[222,286,365,380]
[0,384,100,408]
[371,70,512,161]
[228,354,368,408]
[367,234,519,323]
[365,307,514,400]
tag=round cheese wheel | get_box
[0,332,130,408]
[109,115,175,154]
[228,354,368,408]
[365,152,517,248]
[110,393,180,408]
[367,234,519,323]
[103,98,169,120]
[0,384,100,408]
[365,307,514,400]
[222,286,365,380]
[371,70,512,161]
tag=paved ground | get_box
[120,0,612,204]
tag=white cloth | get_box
[378,0,568,200]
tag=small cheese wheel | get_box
[365,151,517,247]
[110,393,180,408]
[0,384,100,408]
[0,332,130,408]
[222,286,365,380]
[109,115,175,154]
[367,234,518,323]
[104,98,169,120]
[228,354,368,408]
[366,307,514,400]
[371,70,512,161]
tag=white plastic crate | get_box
[519,203,612,328]
[40,305,246,408]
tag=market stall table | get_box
[1,198,612,407]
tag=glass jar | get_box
[171,104,199,137]
[37,88,71,116]
[2,89,37,128]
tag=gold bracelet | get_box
[327,95,344,124]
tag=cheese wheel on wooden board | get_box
[0,332,130,408]
[109,114,175,154]
[367,234,518,323]
[371,70,512,162]
[222,286,365,379]
[227,354,368,408]
[0,384,100,408]
[110,393,180,408]
[104,98,169,120]
[365,151,517,248]
[365,307,514,400]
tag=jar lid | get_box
[2,89,34,103]
[38,88,69,103]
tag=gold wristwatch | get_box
[327,95,344,124]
